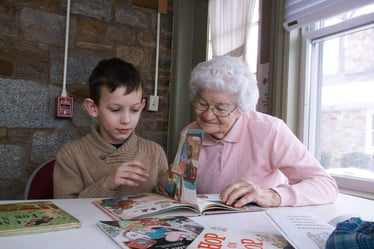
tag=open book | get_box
[97,216,204,249]
[93,129,263,220]
[188,225,295,249]
[265,209,337,249]
[0,201,80,236]
[188,210,348,249]
[93,193,264,220]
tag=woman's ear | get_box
[83,98,99,117]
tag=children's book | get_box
[165,129,205,206]
[265,209,335,249]
[0,201,80,236]
[97,216,204,249]
[187,225,295,249]
[93,129,264,220]
[92,193,264,221]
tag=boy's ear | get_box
[140,97,146,110]
[84,98,99,117]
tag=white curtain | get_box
[209,0,256,61]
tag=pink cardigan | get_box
[184,111,338,206]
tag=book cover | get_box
[187,225,295,249]
[165,129,204,206]
[97,216,204,249]
[93,193,264,221]
[0,201,80,236]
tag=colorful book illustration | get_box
[93,193,264,221]
[0,201,80,236]
[188,225,295,249]
[165,129,205,206]
[97,216,204,249]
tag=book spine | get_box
[91,201,119,221]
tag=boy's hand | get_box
[109,160,149,189]
[220,179,281,208]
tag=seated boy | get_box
[53,58,168,198]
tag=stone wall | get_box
[0,0,173,200]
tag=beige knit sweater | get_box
[53,126,169,198]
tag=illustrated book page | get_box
[93,193,264,221]
[187,225,295,249]
[93,193,201,220]
[0,201,80,236]
[97,216,204,249]
[165,129,204,206]
[196,194,265,215]
[266,209,335,249]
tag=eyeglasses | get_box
[193,97,237,117]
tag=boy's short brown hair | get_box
[88,58,143,104]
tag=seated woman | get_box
[183,55,338,207]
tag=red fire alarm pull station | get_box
[56,96,73,117]
[56,0,73,118]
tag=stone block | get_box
[0,181,15,200]
[69,0,112,22]
[117,45,152,72]
[20,7,66,46]
[15,60,48,81]
[31,129,80,165]
[0,144,25,179]
[50,52,103,84]
[0,128,7,138]
[115,7,150,28]
[0,78,69,128]
[106,25,137,45]
[0,59,14,76]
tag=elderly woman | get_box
[183,55,338,207]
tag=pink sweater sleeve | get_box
[269,119,338,206]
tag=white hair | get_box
[189,55,259,112]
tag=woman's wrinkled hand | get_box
[220,179,281,208]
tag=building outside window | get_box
[301,4,374,193]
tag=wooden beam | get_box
[132,0,167,13]
[158,0,168,14]
[133,0,157,10]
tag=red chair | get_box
[24,159,55,200]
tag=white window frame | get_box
[299,12,374,197]
[366,110,374,154]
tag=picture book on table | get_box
[0,201,80,236]
[97,216,204,249]
[93,193,264,220]
[187,225,295,249]
[93,129,264,220]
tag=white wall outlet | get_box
[146,95,159,112]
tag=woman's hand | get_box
[220,179,281,208]
[107,160,149,190]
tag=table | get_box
[1,193,373,249]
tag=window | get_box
[301,4,374,194]
[367,112,374,153]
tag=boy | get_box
[53,58,168,198]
